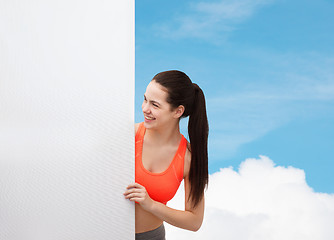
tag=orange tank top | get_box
[135,123,187,205]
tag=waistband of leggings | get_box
[135,224,165,240]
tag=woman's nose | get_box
[142,102,150,113]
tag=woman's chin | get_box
[144,120,155,128]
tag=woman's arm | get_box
[124,148,205,232]
[124,179,204,231]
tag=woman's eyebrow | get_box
[151,100,161,106]
[144,94,161,106]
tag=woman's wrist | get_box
[146,198,159,213]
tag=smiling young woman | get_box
[124,70,209,240]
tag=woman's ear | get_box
[174,105,185,119]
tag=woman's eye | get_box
[153,103,158,107]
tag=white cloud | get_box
[155,0,274,41]
[165,156,334,240]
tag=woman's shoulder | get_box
[135,122,145,135]
[135,123,141,133]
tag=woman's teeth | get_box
[145,116,155,120]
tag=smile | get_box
[144,115,155,120]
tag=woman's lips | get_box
[144,115,155,121]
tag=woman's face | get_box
[142,80,177,129]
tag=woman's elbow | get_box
[189,219,203,232]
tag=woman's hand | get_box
[123,183,155,211]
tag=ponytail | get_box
[188,84,209,208]
[153,70,209,208]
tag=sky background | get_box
[135,1,334,239]
[135,0,334,193]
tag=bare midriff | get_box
[135,204,163,233]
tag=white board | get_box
[0,1,135,239]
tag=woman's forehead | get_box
[145,81,169,102]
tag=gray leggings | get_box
[135,224,165,240]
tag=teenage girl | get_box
[124,70,209,240]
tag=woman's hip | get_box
[135,224,165,240]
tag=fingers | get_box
[123,183,150,204]
[127,197,141,202]
[126,182,144,189]
[123,183,154,211]
[123,183,145,200]
[124,190,145,203]
[124,192,144,200]
[123,188,143,196]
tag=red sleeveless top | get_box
[135,123,187,205]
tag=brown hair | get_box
[153,70,209,207]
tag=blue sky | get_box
[135,0,334,193]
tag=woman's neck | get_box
[145,122,181,146]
